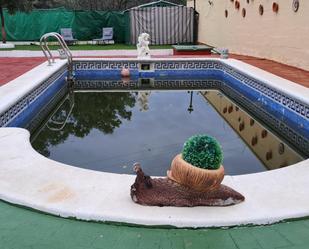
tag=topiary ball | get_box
[182,134,223,170]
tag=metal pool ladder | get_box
[40,32,74,84]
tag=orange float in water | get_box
[121,67,130,77]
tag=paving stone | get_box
[193,229,238,249]
[182,231,208,249]
[298,219,309,229]
[278,246,309,249]
[274,221,309,246]
[250,226,293,249]
[229,228,263,249]
[135,228,169,249]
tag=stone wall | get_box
[188,0,309,71]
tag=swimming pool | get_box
[0,58,308,228]
[30,87,304,176]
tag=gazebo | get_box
[124,0,198,45]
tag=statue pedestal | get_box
[137,55,151,60]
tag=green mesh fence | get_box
[0,7,127,42]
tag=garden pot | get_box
[167,154,225,192]
[272,2,279,13]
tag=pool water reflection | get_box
[30,90,304,176]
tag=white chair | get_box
[93,27,115,45]
[60,28,77,45]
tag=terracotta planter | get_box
[259,4,264,15]
[242,8,246,18]
[167,154,225,192]
[272,2,279,13]
[293,0,300,12]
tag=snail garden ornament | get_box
[131,134,245,207]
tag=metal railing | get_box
[40,32,74,82]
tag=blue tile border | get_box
[74,79,222,91]
[0,65,67,128]
[221,63,309,120]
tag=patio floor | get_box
[0,55,309,87]
[1,200,309,249]
[0,57,45,86]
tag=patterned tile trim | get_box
[221,63,309,120]
[74,61,139,70]
[74,60,223,71]
[0,66,67,127]
[154,61,222,70]
[74,79,222,90]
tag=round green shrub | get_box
[182,134,223,170]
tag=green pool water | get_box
[30,90,303,176]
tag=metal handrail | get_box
[40,32,74,82]
[40,32,72,65]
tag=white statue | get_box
[137,33,151,59]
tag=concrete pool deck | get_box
[1,126,309,228]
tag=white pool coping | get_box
[0,57,308,228]
[0,60,67,115]
[0,49,173,57]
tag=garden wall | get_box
[187,0,309,71]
